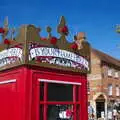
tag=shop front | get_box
[0,16,90,120]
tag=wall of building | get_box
[88,49,120,119]
[102,65,120,101]
[88,50,120,100]
[88,50,102,101]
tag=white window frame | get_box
[38,79,81,85]
[116,85,119,96]
[108,84,112,96]
[0,79,16,84]
[114,72,119,78]
[108,69,112,76]
[119,88,120,97]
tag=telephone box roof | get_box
[0,16,91,73]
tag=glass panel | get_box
[39,105,44,120]
[40,82,44,101]
[108,84,112,96]
[47,104,73,120]
[48,83,73,101]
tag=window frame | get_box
[114,72,119,78]
[108,84,112,96]
[39,79,82,120]
[108,69,112,77]
[116,85,119,96]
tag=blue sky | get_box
[0,0,120,59]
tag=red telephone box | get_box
[0,16,90,120]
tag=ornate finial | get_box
[59,16,66,26]
[4,16,8,28]
[57,16,69,45]
[2,16,9,40]
[46,26,52,39]
[57,16,68,35]
[77,32,86,40]
[46,26,57,45]
[11,27,15,40]
[75,32,86,50]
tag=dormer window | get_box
[108,69,112,76]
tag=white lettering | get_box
[29,47,89,70]
[0,48,23,67]
[0,48,22,60]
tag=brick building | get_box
[88,48,120,119]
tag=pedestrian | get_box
[113,108,118,120]
[88,103,94,120]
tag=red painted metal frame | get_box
[0,67,33,120]
[73,85,77,120]
[33,69,88,120]
[39,83,80,120]
[43,83,47,120]
[0,66,88,120]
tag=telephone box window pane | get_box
[47,105,73,120]
[40,82,44,101]
[39,105,44,120]
[48,83,73,101]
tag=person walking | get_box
[88,103,94,120]
[113,108,118,120]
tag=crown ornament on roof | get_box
[0,16,90,59]
[0,16,91,73]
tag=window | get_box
[48,83,73,101]
[108,84,112,96]
[108,69,112,76]
[119,88,120,96]
[39,81,81,120]
[114,72,119,78]
[116,85,119,96]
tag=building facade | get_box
[88,48,120,119]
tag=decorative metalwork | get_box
[0,16,91,73]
